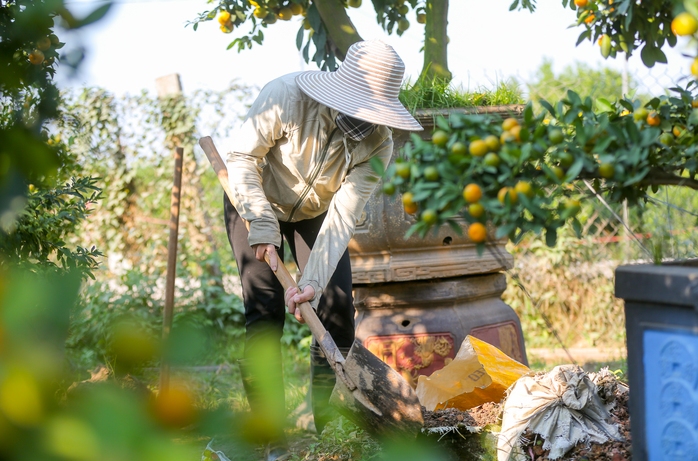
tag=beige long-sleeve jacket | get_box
[225,72,393,308]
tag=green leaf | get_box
[496,222,517,239]
[689,108,698,126]
[566,157,585,181]
[576,29,591,46]
[545,227,558,247]
[563,108,579,124]
[404,223,421,239]
[539,99,556,117]
[369,156,385,176]
[618,99,634,112]
[640,43,666,68]
[446,220,464,236]
[523,103,533,125]
[78,3,113,27]
[595,98,614,113]
[623,167,650,186]
[566,90,582,107]
[296,25,304,50]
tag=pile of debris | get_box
[418,342,631,461]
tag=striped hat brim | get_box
[296,70,423,132]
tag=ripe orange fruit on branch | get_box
[28,50,44,65]
[500,131,516,144]
[672,12,698,36]
[574,0,588,8]
[514,180,534,198]
[646,111,661,126]
[401,191,415,207]
[484,135,500,152]
[497,187,518,205]
[467,222,487,243]
[509,125,522,142]
[469,140,488,157]
[404,202,418,214]
[463,183,483,203]
[218,10,231,24]
[502,117,519,132]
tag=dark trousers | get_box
[223,194,355,435]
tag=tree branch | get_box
[314,0,362,61]
[639,171,698,191]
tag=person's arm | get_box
[295,134,393,310]
[226,81,286,249]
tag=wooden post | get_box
[160,146,184,392]
[157,73,184,393]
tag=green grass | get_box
[399,77,524,114]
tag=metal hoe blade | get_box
[329,339,424,439]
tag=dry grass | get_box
[502,237,626,350]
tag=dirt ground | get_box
[420,376,631,461]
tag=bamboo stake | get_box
[160,146,184,392]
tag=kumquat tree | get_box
[194,0,698,251]
[379,0,698,247]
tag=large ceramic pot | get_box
[615,260,698,461]
[348,106,525,284]
[349,105,529,383]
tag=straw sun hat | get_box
[295,40,423,132]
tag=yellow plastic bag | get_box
[416,335,530,411]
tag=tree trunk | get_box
[314,0,363,61]
[420,0,451,83]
